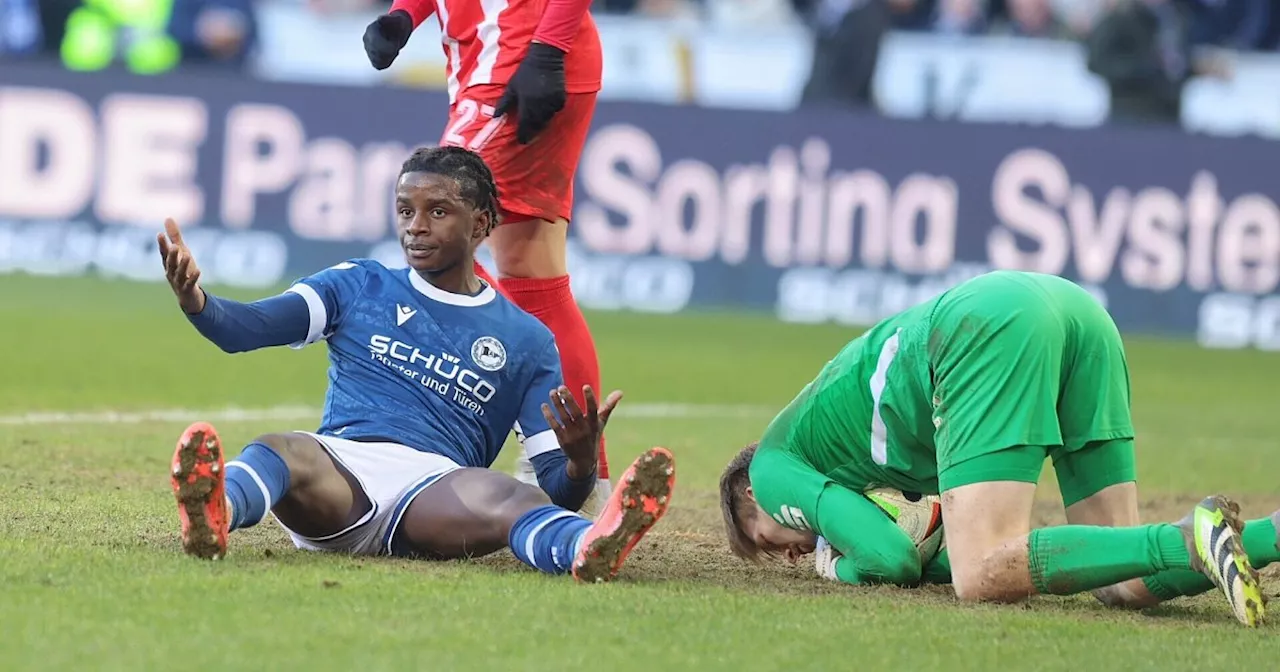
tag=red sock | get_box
[500,275,609,480]
[473,261,512,301]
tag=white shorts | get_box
[275,432,463,557]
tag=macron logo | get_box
[396,304,416,326]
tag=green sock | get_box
[1243,515,1280,566]
[923,548,951,584]
[1028,524,1189,595]
[1143,515,1280,601]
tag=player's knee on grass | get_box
[396,468,554,559]
[949,538,1036,603]
[487,218,568,279]
[940,480,1038,603]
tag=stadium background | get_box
[4,0,1280,345]
[3,0,1280,667]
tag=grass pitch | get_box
[2,274,1279,671]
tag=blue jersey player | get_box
[160,146,676,583]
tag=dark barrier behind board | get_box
[3,63,1279,349]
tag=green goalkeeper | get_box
[719,270,1277,626]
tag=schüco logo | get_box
[368,335,496,403]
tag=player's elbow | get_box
[212,339,252,354]
[202,331,269,353]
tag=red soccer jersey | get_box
[391,0,603,104]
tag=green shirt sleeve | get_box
[819,485,922,586]
[750,448,922,586]
[749,448,826,533]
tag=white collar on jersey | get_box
[408,269,497,307]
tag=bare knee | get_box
[466,472,552,538]
[940,482,1038,603]
[251,433,327,485]
[951,568,1012,603]
[489,478,553,522]
[951,547,1034,603]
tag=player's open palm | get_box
[542,385,622,469]
[156,218,206,315]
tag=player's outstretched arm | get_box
[812,484,924,586]
[157,218,309,353]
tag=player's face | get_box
[743,502,817,564]
[395,172,489,275]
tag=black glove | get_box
[494,42,567,144]
[363,10,414,71]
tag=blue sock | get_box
[508,505,593,575]
[224,443,291,531]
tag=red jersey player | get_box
[361,0,613,517]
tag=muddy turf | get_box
[2,275,1278,671]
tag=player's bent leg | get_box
[1055,440,1157,609]
[1058,439,1268,625]
[489,217,612,512]
[170,422,372,560]
[1061,481,1161,609]
[943,477,1205,606]
[392,447,675,582]
[251,432,372,540]
[941,445,1224,610]
[1065,483,1276,621]
[939,479,1037,602]
[391,467,556,560]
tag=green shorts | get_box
[928,271,1136,505]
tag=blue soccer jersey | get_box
[284,259,563,468]
[183,258,594,509]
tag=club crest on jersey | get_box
[471,336,506,372]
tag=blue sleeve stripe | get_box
[521,429,561,458]
[286,283,327,349]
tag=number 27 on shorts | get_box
[441,99,505,152]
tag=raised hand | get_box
[541,384,622,477]
[156,218,206,315]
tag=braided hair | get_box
[399,145,501,235]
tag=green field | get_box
[2,274,1279,671]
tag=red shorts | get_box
[439,84,597,224]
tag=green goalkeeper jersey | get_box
[752,296,941,500]
[749,298,944,585]
[746,270,1135,586]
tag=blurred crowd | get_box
[777,0,1261,123]
[0,0,1273,125]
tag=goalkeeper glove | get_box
[494,42,567,145]
[814,536,843,582]
[363,10,414,71]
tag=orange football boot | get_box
[170,421,229,560]
[572,447,676,583]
